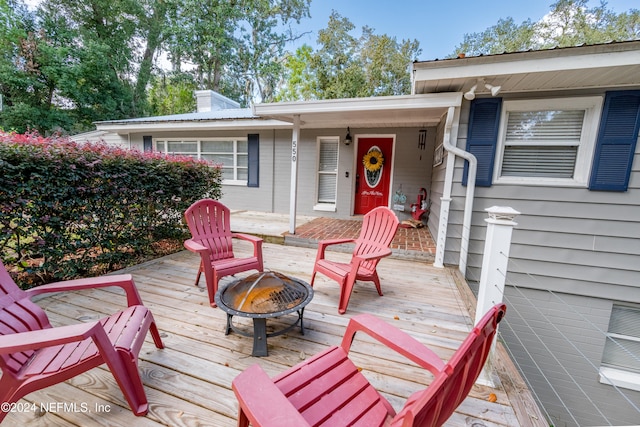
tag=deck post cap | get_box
[485,206,520,223]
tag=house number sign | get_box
[291,139,297,162]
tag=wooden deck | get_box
[6,241,546,426]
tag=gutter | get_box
[433,106,477,275]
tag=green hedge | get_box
[0,131,222,287]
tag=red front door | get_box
[354,137,393,215]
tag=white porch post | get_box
[289,115,301,234]
[475,206,519,387]
[433,195,451,268]
[475,206,520,325]
[433,108,457,269]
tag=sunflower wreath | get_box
[362,149,384,172]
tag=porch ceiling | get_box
[412,40,640,96]
[253,92,462,128]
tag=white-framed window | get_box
[599,304,640,392]
[494,97,603,186]
[314,136,339,211]
[155,138,248,185]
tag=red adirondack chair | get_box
[310,206,399,314]
[233,303,507,427]
[184,199,264,307]
[0,260,164,422]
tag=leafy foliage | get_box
[3,0,638,131]
[162,0,311,105]
[0,0,139,134]
[0,0,311,133]
[274,44,315,102]
[147,72,197,116]
[452,0,640,57]
[311,12,367,99]
[361,30,421,97]
[0,131,222,287]
[279,11,422,100]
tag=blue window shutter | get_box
[463,98,502,187]
[589,91,640,191]
[143,135,152,152]
[247,134,259,187]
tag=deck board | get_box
[7,243,546,426]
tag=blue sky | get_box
[290,0,639,60]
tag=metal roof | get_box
[412,40,640,96]
[94,108,293,133]
[95,108,258,124]
[93,41,640,134]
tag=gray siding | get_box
[219,130,277,212]
[271,129,292,214]
[449,96,640,297]
[122,126,437,219]
[125,130,277,212]
[447,93,640,426]
[499,289,639,427]
[71,131,129,148]
[391,127,436,222]
[450,93,640,299]
[265,127,437,219]
[264,128,355,217]
[427,120,447,248]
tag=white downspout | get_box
[433,106,477,275]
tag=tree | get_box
[134,0,171,113]
[0,0,62,133]
[163,0,311,106]
[538,0,640,47]
[274,44,315,101]
[453,17,537,56]
[0,0,143,133]
[361,31,421,96]
[279,11,422,101]
[0,0,311,133]
[147,72,197,116]
[452,0,640,57]
[164,0,238,96]
[235,0,312,103]
[311,11,367,99]
[39,0,150,118]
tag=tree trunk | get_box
[134,0,168,115]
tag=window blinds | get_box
[602,305,640,374]
[501,110,584,178]
[317,138,338,204]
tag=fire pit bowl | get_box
[215,271,314,356]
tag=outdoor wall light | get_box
[485,83,502,96]
[464,80,501,100]
[345,127,353,145]
[463,85,477,101]
[418,129,427,150]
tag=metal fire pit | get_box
[214,271,313,356]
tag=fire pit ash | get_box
[215,271,314,356]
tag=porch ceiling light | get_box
[463,85,477,101]
[345,127,353,145]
